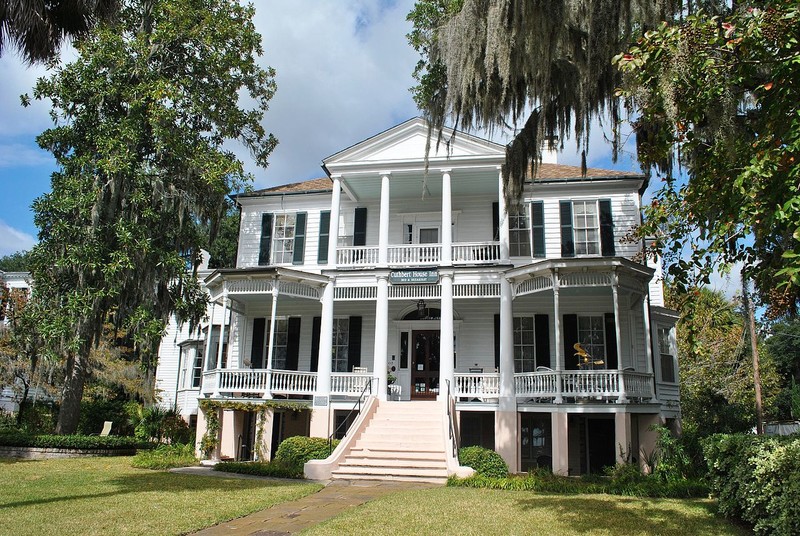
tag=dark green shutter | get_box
[318,211,330,264]
[250,318,266,369]
[494,314,501,369]
[604,313,618,369]
[559,201,574,257]
[310,316,321,372]
[599,199,615,257]
[258,213,273,266]
[531,201,545,257]
[353,208,367,246]
[534,314,550,368]
[292,212,307,264]
[348,316,362,370]
[286,317,301,370]
[563,314,579,370]
[492,202,500,241]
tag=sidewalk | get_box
[178,469,437,535]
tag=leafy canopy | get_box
[27,0,276,433]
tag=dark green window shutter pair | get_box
[492,201,545,257]
[309,315,362,371]
[559,199,615,257]
[250,316,301,371]
[562,313,618,369]
[258,212,307,265]
[494,314,550,368]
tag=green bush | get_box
[0,430,147,450]
[703,433,800,535]
[126,403,192,444]
[273,436,339,475]
[78,399,134,436]
[131,443,197,470]
[215,460,300,479]
[458,446,509,478]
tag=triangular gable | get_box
[323,117,504,167]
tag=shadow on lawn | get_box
[513,495,740,535]
[0,469,303,509]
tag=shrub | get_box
[0,430,146,450]
[78,399,134,436]
[703,433,800,535]
[131,443,197,470]
[457,446,508,478]
[215,460,300,479]
[126,404,192,444]
[273,436,339,476]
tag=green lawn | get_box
[302,487,748,536]
[0,456,321,536]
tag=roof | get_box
[235,177,332,199]
[533,163,642,180]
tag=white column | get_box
[441,169,452,266]
[316,281,334,404]
[498,168,510,262]
[328,176,342,266]
[373,274,389,400]
[216,293,229,369]
[203,301,216,370]
[551,412,569,476]
[611,269,622,369]
[264,284,279,398]
[378,173,391,267]
[552,269,563,404]
[499,277,515,410]
[440,272,455,399]
[642,292,659,403]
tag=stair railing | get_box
[444,379,459,459]
[328,377,374,455]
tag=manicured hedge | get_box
[0,430,147,450]
[703,433,800,535]
[274,436,339,475]
[214,460,300,479]
[458,446,509,478]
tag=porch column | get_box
[498,168,510,262]
[552,269,563,404]
[378,173,391,267]
[203,301,216,370]
[373,274,389,400]
[316,281,335,402]
[642,292,659,403]
[441,169,452,265]
[264,283,279,398]
[611,268,622,368]
[213,292,228,398]
[440,272,455,399]
[328,175,342,266]
[615,412,632,464]
[551,412,569,476]
[499,277,515,408]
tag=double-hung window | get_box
[658,327,676,382]
[577,315,606,367]
[258,212,307,266]
[191,352,202,388]
[273,214,296,264]
[332,318,350,372]
[560,199,614,257]
[572,201,600,255]
[509,206,531,257]
[513,317,536,372]
[271,318,289,370]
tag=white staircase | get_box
[330,400,449,484]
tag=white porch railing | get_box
[337,246,380,266]
[202,369,368,398]
[451,242,501,264]
[454,373,500,399]
[513,369,655,403]
[271,370,317,395]
[331,372,374,395]
[388,244,442,265]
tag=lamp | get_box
[417,299,427,319]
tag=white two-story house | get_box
[155,118,680,479]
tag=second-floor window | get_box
[509,206,531,257]
[192,351,202,388]
[513,317,536,372]
[560,199,615,258]
[273,214,296,264]
[658,327,676,383]
[572,201,600,255]
[258,212,307,266]
[332,318,350,372]
[577,315,606,367]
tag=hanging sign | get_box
[389,269,439,285]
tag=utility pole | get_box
[742,275,764,435]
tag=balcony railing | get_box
[335,241,501,268]
[454,372,500,400]
[513,369,654,403]
[202,368,375,398]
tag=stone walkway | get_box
[175,468,437,535]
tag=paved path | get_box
[177,469,437,536]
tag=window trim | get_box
[509,204,532,257]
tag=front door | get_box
[412,330,440,399]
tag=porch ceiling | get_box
[340,167,499,202]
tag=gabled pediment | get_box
[323,117,504,168]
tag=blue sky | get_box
[0,0,741,295]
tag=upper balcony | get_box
[337,241,501,268]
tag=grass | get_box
[0,456,322,536]
[302,487,749,536]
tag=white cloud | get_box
[0,220,36,256]
[707,262,743,301]
[0,142,53,168]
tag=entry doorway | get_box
[411,330,440,399]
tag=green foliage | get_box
[457,445,508,478]
[26,0,277,434]
[273,436,339,476]
[448,471,709,498]
[617,4,800,316]
[131,442,196,469]
[126,403,192,444]
[214,460,301,480]
[11,404,58,434]
[204,201,240,269]
[0,430,146,449]
[650,425,692,482]
[703,433,800,535]
[78,399,134,436]
[0,250,33,272]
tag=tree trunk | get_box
[15,352,38,426]
[55,351,88,434]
